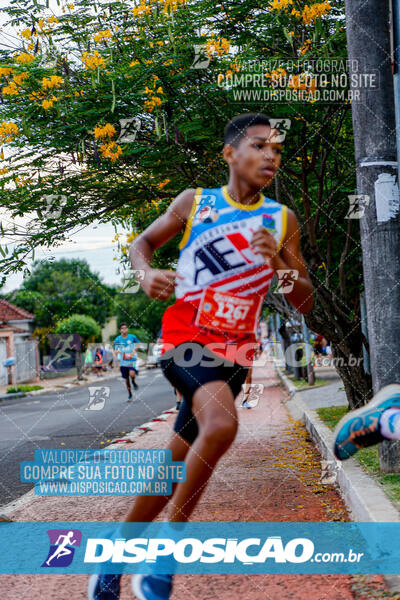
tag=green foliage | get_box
[7,384,43,393]
[32,325,55,355]
[115,288,174,340]
[8,258,115,327]
[55,313,101,344]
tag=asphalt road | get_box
[0,368,176,507]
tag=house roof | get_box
[0,299,34,322]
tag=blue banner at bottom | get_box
[1,522,400,574]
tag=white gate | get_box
[15,340,38,383]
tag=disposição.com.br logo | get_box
[41,529,82,567]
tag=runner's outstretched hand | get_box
[141,269,184,300]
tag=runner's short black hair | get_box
[120,322,128,328]
[224,113,271,147]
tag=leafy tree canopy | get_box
[8,258,116,327]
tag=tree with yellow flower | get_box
[0,0,370,405]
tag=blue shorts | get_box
[120,366,138,379]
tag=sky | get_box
[0,1,129,293]
[2,221,125,293]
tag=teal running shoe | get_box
[334,384,400,460]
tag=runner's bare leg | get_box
[167,380,238,522]
[123,432,191,524]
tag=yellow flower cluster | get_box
[143,76,164,112]
[126,232,139,243]
[302,2,331,24]
[0,67,14,77]
[21,28,33,40]
[94,29,112,43]
[81,50,106,70]
[42,75,63,89]
[0,167,9,175]
[299,39,312,55]
[93,123,122,161]
[42,96,58,109]
[46,16,59,23]
[161,0,186,13]
[158,178,170,189]
[94,123,116,139]
[265,67,287,84]
[15,52,35,64]
[132,2,151,17]
[2,82,19,95]
[100,141,122,162]
[0,121,19,143]
[132,0,185,17]
[288,73,317,93]
[269,0,293,9]
[205,37,230,57]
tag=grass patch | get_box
[317,405,348,429]
[285,372,330,390]
[317,405,400,511]
[6,384,43,394]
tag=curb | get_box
[277,366,400,593]
[275,364,297,398]
[0,372,120,402]
[0,392,26,400]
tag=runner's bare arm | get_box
[129,188,196,300]
[250,208,314,313]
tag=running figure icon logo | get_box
[41,529,82,567]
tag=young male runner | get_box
[113,323,140,401]
[89,113,314,600]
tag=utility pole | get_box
[345,0,400,471]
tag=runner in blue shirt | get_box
[113,323,140,401]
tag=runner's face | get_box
[227,124,282,188]
[120,326,128,336]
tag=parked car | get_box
[146,341,163,368]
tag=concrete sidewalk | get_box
[0,361,391,599]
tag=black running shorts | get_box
[160,343,248,444]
